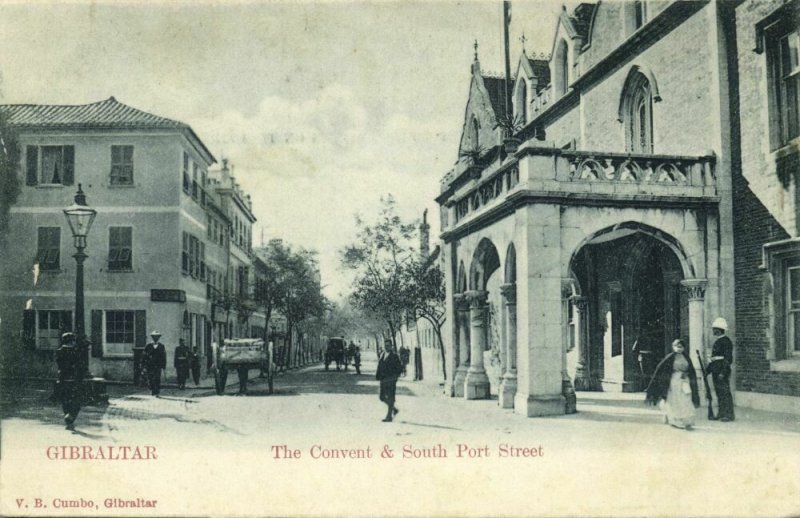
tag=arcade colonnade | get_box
[441,203,720,417]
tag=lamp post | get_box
[63,184,97,380]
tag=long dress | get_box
[662,353,696,428]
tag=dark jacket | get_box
[143,342,167,370]
[174,345,190,369]
[376,351,403,381]
[709,335,733,376]
[645,351,700,408]
[56,344,83,382]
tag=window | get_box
[633,1,647,29]
[192,163,199,200]
[36,310,72,350]
[182,232,189,274]
[787,263,800,356]
[623,72,654,153]
[108,227,132,271]
[25,145,74,186]
[767,20,800,148]
[470,117,480,149]
[110,145,134,185]
[182,152,190,194]
[181,231,205,280]
[104,310,135,356]
[554,40,569,97]
[37,227,61,271]
[515,80,528,124]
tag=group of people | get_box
[54,330,203,431]
[139,331,202,395]
[645,317,735,429]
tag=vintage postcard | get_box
[1,0,799,516]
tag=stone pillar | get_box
[561,283,577,414]
[464,290,490,399]
[681,278,708,397]
[571,296,596,390]
[499,283,517,408]
[452,294,470,397]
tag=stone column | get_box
[452,294,470,397]
[681,278,708,397]
[464,290,490,399]
[571,296,595,390]
[499,283,517,408]
[561,283,577,414]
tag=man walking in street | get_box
[708,318,735,421]
[174,339,190,390]
[376,339,403,422]
[56,332,83,431]
[143,331,167,396]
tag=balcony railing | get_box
[446,147,717,226]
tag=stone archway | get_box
[568,224,694,392]
[463,238,501,399]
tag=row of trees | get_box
[340,196,447,379]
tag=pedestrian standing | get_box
[376,339,403,422]
[645,339,700,429]
[354,346,362,375]
[708,317,735,421]
[399,345,410,377]
[56,332,83,431]
[174,339,190,390]
[236,366,249,395]
[143,331,167,396]
[190,346,201,386]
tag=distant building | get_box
[0,97,266,380]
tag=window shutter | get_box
[22,309,36,348]
[63,146,74,185]
[91,310,103,357]
[61,310,73,332]
[25,146,38,186]
[134,310,146,349]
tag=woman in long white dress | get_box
[645,339,700,429]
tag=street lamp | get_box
[63,184,96,376]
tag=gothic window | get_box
[624,73,654,153]
[554,40,569,97]
[470,117,480,148]
[515,80,528,123]
[766,18,800,149]
[634,1,648,30]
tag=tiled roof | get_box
[528,59,551,93]
[482,75,514,120]
[0,96,187,130]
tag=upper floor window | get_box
[623,72,654,153]
[767,21,800,149]
[634,1,648,30]
[470,117,480,149]
[515,80,528,124]
[182,152,190,194]
[108,226,133,271]
[37,227,61,271]
[554,40,569,97]
[26,145,74,186]
[110,145,134,186]
[192,163,199,201]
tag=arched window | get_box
[555,40,569,96]
[624,73,654,153]
[470,117,480,148]
[515,80,528,123]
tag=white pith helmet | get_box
[711,317,728,331]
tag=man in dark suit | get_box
[174,339,190,390]
[376,339,403,422]
[143,331,167,396]
[56,332,83,430]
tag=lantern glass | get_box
[63,203,97,239]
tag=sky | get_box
[0,0,566,299]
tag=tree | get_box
[282,249,325,368]
[0,109,20,236]
[340,195,416,348]
[404,254,447,379]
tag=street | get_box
[2,356,799,517]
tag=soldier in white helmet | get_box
[709,317,735,421]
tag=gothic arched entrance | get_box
[569,226,688,392]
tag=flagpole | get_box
[503,0,512,133]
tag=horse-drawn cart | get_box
[212,338,274,395]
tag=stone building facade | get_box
[437,2,743,417]
[0,97,268,381]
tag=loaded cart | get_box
[211,338,274,395]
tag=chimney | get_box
[419,209,430,260]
